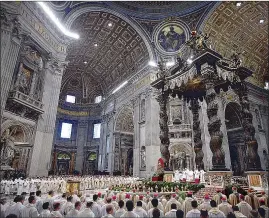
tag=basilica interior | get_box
[0,1,268,183]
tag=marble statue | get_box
[140,147,146,168]
[200,169,206,183]
[0,129,16,168]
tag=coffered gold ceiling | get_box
[203,1,268,86]
[63,11,150,101]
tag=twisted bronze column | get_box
[190,99,204,170]
[202,64,226,170]
[236,82,261,170]
[156,91,170,169]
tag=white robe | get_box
[120,211,139,218]
[165,209,177,218]
[39,209,51,218]
[208,208,225,218]
[92,202,102,217]
[115,208,126,218]
[148,208,164,218]
[133,206,147,218]
[218,201,233,216]
[21,203,39,218]
[51,210,63,218]
[66,208,80,218]
[237,201,252,218]
[6,202,25,218]
[186,209,201,218]
[78,208,95,218]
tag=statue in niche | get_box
[230,52,242,68]
[170,151,186,171]
[140,146,146,168]
[0,128,16,168]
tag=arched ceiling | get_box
[62,11,150,103]
[203,1,268,86]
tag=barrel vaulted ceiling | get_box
[57,1,268,105]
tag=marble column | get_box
[236,82,261,170]
[1,15,25,115]
[29,59,66,177]
[189,99,204,170]
[75,120,88,173]
[201,63,226,170]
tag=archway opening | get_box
[114,106,134,176]
[225,102,246,176]
[57,152,71,175]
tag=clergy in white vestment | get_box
[115,200,126,218]
[92,194,102,218]
[148,199,164,218]
[183,192,194,216]
[39,202,51,218]
[66,201,81,218]
[112,195,119,210]
[165,194,182,213]
[147,194,164,211]
[120,200,139,218]
[5,195,25,218]
[133,201,147,218]
[198,194,212,211]
[101,197,116,216]
[208,200,225,218]
[232,206,247,218]
[186,200,200,218]
[78,201,95,217]
[35,190,43,214]
[237,194,252,218]
[165,203,177,218]
[102,205,114,218]
[218,195,233,216]
[61,196,74,216]
[51,202,63,218]
[72,190,80,204]
[21,195,39,218]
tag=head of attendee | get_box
[106,205,114,215]
[232,187,237,193]
[106,197,112,204]
[112,196,117,201]
[118,200,124,209]
[48,190,54,197]
[67,196,73,202]
[21,192,27,197]
[28,195,36,205]
[36,191,41,197]
[62,193,67,199]
[191,200,198,209]
[30,192,35,196]
[75,201,81,211]
[6,215,18,218]
[53,202,61,211]
[258,207,266,218]
[98,192,102,198]
[152,208,160,218]
[176,210,184,218]
[93,194,98,202]
[200,209,208,218]
[86,201,93,208]
[17,195,25,204]
[227,212,236,218]
[210,200,217,208]
[232,206,240,212]
[221,195,227,202]
[187,191,193,198]
[239,194,245,202]
[204,194,210,202]
[154,193,158,199]
[139,195,143,201]
[126,200,134,211]
[216,189,222,193]
[152,198,159,208]
[125,193,131,200]
[42,202,50,210]
[137,201,143,207]
[171,203,177,210]
[259,199,266,206]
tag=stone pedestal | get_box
[246,171,266,191]
[207,171,232,188]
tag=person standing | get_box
[133,201,147,218]
[208,200,225,218]
[237,194,252,218]
[92,194,102,218]
[102,205,114,218]
[115,200,126,218]
[51,202,63,218]
[148,199,164,218]
[218,195,233,216]
[121,200,139,218]
[198,194,212,211]
[78,201,95,217]
[258,199,269,218]
[21,196,39,218]
[229,187,240,206]
[66,201,81,218]
[186,200,200,218]
[182,192,194,216]
[165,203,177,218]
[165,194,182,213]
[39,202,51,218]
[6,195,25,218]
[232,206,246,218]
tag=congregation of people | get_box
[1,183,268,218]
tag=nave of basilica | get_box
[0,0,269,200]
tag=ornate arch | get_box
[169,142,193,155]
[1,120,33,143]
[115,105,134,133]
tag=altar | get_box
[66,180,80,193]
